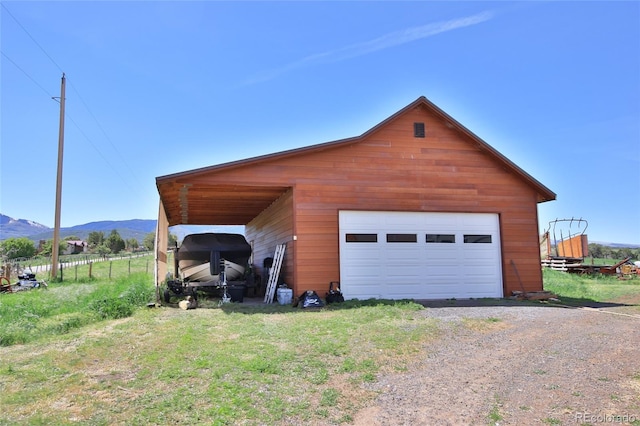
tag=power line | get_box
[2,3,144,196]
[67,81,143,184]
[2,52,141,196]
[1,3,64,74]
[0,51,54,98]
[2,50,140,195]
[65,113,141,196]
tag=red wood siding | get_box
[162,101,549,297]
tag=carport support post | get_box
[154,200,169,303]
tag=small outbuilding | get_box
[64,240,88,255]
[155,96,555,300]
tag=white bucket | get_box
[277,288,293,305]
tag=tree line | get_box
[587,243,639,261]
[0,231,178,261]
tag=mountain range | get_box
[0,214,244,243]
[0,214,157,242]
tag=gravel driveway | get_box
[353,300,640,425]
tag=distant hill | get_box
[29,220,157,243]
[0,213,244,243]
[592,241,640,249]
[0,214,50,239]
[0,214,156,243]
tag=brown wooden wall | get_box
[557,235,589,258]
[182,102,546,297]
[245,189,295,290]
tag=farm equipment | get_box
[540,218,590,271]
[540,218,638,278]
[0,270,47,293]
[163,233,255,304]
[541,218,589,260]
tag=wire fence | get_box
[2,251,154,282]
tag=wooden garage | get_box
[155,96,555,300]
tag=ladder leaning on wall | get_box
[264,243,286,304]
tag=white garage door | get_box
[339,211,503,300]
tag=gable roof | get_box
[156,96,556,226]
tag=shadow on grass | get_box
[415,296,638,310]
[160,294,637,314]
[197,297,424,315]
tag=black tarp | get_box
[176,233,251,274]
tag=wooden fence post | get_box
[89,262,93,279]
[109,261,112,280]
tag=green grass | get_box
[543,268,640,305]
[7,252,154,282]
[1,256,438,424]
[0,270,155,346]
[2,258,639,425]
[487,394,504,424]
[582,257,632,266]
[0,297,438,425]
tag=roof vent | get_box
[414,122,425,138]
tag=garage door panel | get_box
[343,261,382,272]
[346,290,382,299]
[426,265,460,277]
[383,272,423,285]
[389,283,424,295]
[340,211,503,300]
[465,282,502,295]
[343,244,380,255]
[424,259,460,268]
[425,249,460,262]
[420,284,460,297]
[461,247,496,260]
[463,254,497,262]
[384,249,420,263]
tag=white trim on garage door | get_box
[339,211,503,300]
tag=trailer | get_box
[163,233,254,304]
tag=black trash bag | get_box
[325,281,344,304]
[298,290,324,308]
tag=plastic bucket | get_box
[277,288,293,305]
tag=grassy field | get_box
[5,251,154,282]
[0,272,153,347]
[1,259,639,425]
[543,268,640,308]
[0,254,156,346]
[0,298,438,425]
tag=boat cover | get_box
[177,233,251,275]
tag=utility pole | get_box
[51,73,66,280]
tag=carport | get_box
[155,96,555,301]
[154,172,292,293]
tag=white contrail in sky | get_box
[245,10,494,85]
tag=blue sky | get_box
[1,1,639,245]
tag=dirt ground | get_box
[352,296,640,425]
